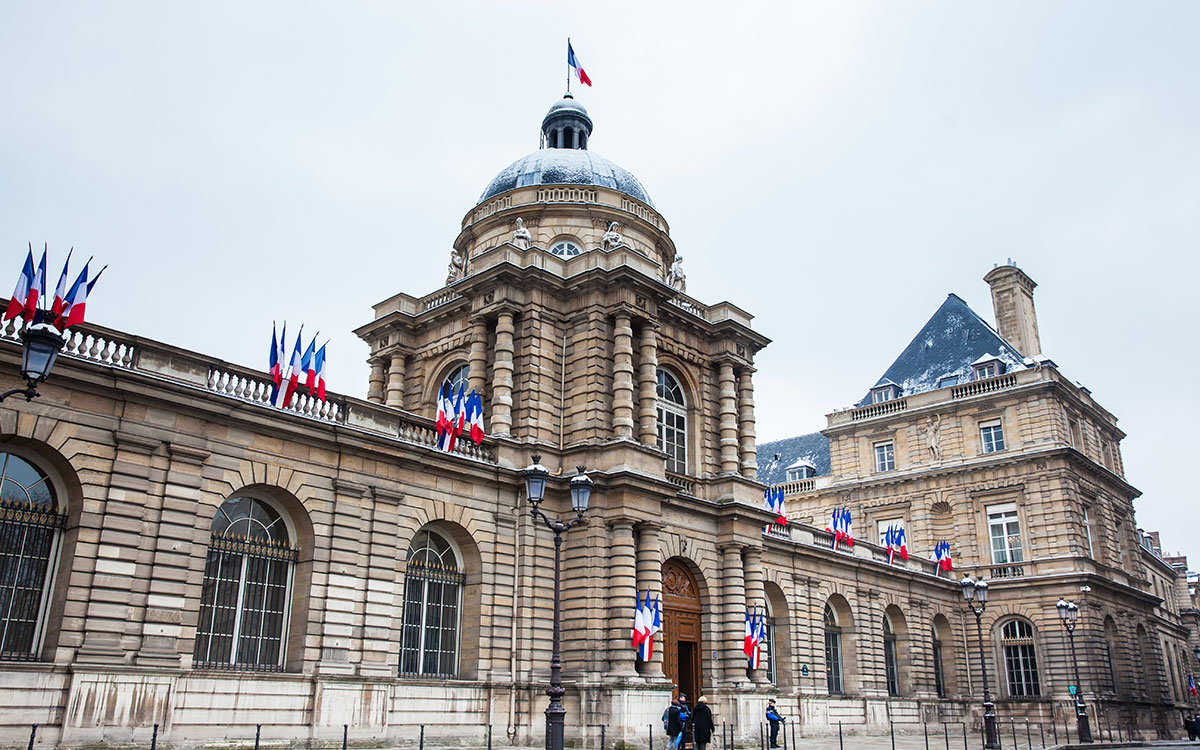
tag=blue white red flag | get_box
[436,383,450,438]
[896,526,908,560]
[313,343,327,401]
[567,41,592,87]
[50,249,71,330]
[300,335,317,395]
[750,609,766,669]
[26,248,46,323]
[283,327,304,408]
[632,592,647,650]
[468,389,485,445]
[1189,674,1197,696]
[885,525,896,565]
[843,508,854,547]
[63,261,105,329]
[639,594,660,661]
[4,248,35,322]
[269,323,282,387]
[743,608,755,658]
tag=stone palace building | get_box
[0,93,1194,748]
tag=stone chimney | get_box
[983,262,1041,357]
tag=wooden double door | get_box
[661,559,703,702]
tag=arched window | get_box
[1001,619,1041,697]
[754,599,777,684]
[442,363,470,398]
[1103,617,1120,695]
[931,626,945,698]
[656,370,687,474]
[194,496,295,671]
[883,615,899,696]
[0,452,64,661]
[400,529,463,678]
[825,604,844,695]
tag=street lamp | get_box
[1057,598,1093,743]
[524,455,593,750]
[0,325,66,402]
[962,575,1000,749]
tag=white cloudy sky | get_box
[2,3,1197,559]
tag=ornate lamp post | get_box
[1057,598,1094,743]
[0,325,65,402]
[524,455,593,750]
[961,575,1000,749]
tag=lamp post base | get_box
[1075,702,1093,743]
[983,702,1001,750]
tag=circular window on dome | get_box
[548,240,582,257]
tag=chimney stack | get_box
[983,262,1041,357]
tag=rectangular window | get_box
[825,630,844,694]
[933,638,946,698]
[1083,506,1095,559]
[764,617,776,685]
[974,362,997,379]
[872,388,892,403]
[877,518,904,546]
[987,503,1024,568]
[980,419,1005,454]
[1069,419,1083,449]
[884,637,899,696]
[874,441,895,472]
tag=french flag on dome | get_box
[567,40,592,87]
[4,248,35,322]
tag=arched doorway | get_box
[662,559,703,701]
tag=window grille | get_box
[0,452,63,662]
[194,497,295,672]
[1001,620,1041,697]
[883,616,899,696]
[400,530,463,678]
[656,370,687,475]
[442,363,470,397]
[932,628,946,698]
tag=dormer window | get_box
[870,383,901,404]
[972,354,1005,380]
[785,459,815,482]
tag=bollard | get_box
[1065,714,1071,746]
[959,721,966,750]
[27,725,36,750]
[839,721,844,750]
[649,723,653,750]
[924,719,929,750]
[488,724,493,750]
[721,721,725,750]
[943,721,949,750]
[1039,723,1044,749]
[782,718,787,750]
[1051,720,1057,746]
[1010,720,1017,750]
[890,720,896,750]
[1025,721,1031,750]
[759,722,764,750]
[343,724,348,750]
[791,720,797,750]
[419,724,424,750]
[151,724,158,750]
[255,724,261,750]
[599,725,604,750]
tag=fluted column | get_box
[613,314,635,439]
[743,546,767,684]
[607,519,639,678]
[637,323,659,447]
[469,319,488,395]
[719,542,748,687]
[636,522,665,678]
[718,361,739,473]
[738,368,757,478]
[385,353,406,407]
[491,311,515,436]
[367,358,386,403]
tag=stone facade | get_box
[0,95,1192,748]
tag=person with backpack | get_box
[765,699,786,749]
[676,694,691,749]
[664,698,683,750]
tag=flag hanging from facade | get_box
[743,608,755,658]
[632,592,647,651]
[567,40,592,87]
[4,248,34,322]
[764,486,787,526]
[1189,674,1197,696]
[468,389,485,445]
[896,526,908,560]
[885,525,897,565]
[50,249,72,330]
[301,335,317,395]
[283,327,304,408]
[62,261,105,329]
[932,540,954,572]
[313,343,327,401]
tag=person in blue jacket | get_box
[765,699,786,748]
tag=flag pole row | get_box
[268,322,327,409]
[632,592,662,661]
[435,382,485,452]
[4,245,105,331]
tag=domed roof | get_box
[545,95,590,118]
[480,149,654,207]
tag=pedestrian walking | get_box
[1185,712,1195,741]
[765,699,786,749]
[665,698,683,750]
[676,694,691,749]
[692,696,715,750]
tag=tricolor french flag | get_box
[632,592,647,651]
[4,248,35,322]
[644,595,661,661]
[932,541,954,573]
[49,249,72,331]
[283,327,304,408]
[301,335,317,395]
[62,261,105,329]
[269,323,282,387]
[1189,673,1197,696]
[313,343,327,401]
[567,40,591,87]
[25,248,46,323]
[436,382,451,439]
[896,526,908,560]
[467,389,485,445]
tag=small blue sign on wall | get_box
[801,664,809,676]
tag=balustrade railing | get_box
[665,472,695,495]
[763,522,791,540]
[1,318,136,369]
[667,294,709,321]
[990,564,1026,579]
[851,398,908,421]
[779,477,816,495]
[952,373,1018,399]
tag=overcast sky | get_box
[2,2,1197,561]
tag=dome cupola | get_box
[540,93,592,150]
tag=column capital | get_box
[635,520,665,533]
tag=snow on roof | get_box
[971,352,1001,366]
[757,432,831,485]
[855,294,1026,407]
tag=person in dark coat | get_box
[666,698,683,750]
[692,696,716,750]
[1186,712,1197,741]
[766,699,786,748]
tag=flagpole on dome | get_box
[566,38,571,95]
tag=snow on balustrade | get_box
[951,372,1018,399]
[851,398,908,421]
[779,477,816,495]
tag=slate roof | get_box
[854,293,1026,407]
[756,432,831,485]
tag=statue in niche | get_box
[601,221,622,250]
[667,254,687,292]
[512,217,531,250]
[445,248,467,285]
[923,414,942,462]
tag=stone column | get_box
[743,546,767,684]
[636,522,665,679]
[637,323,659,448]
[469,319,488,395]
[718,362,739,474]
[738,368,757,479]
[607,518,639,677]
[718,542,748,687]
[367,358,386,403]
[137,443,209,666]
[385,353,406,407]
[76,432,161,664]
[491,311,515,436]
[613,314,635,439]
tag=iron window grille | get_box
[194,497,295,672]
[0,452,64,662]
[400,530,463,679]
[1001,620,1041,697]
